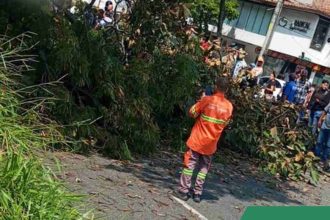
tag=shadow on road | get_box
[103,147,304,206]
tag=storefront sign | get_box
[290,20,310,33]
[278,17,311,33]
[278,17,288,27]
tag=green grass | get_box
[0,33,86,219]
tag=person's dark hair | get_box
[322,80,329,85]
[289,73,296,81]
[271,71,276,78]
[215,77,229,92]
[300,72,307,81]
[105,1,113,11]
[210,50,220,59]
[98,9,105,17]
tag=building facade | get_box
[209,0,330,84]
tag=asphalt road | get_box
[43,150,330,220]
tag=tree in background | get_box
[187,0,239,33]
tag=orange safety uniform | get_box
[186,92,233,155]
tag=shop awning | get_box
[267,50,330,74]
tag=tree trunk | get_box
[217,0,226,37]
[88,0,97,8]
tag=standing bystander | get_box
[294,71,309,105]
[232,48,247,79]
[315,102,330,171]
[304,84,316,108]
[308,80,330,135]
[251,56,264,79]
[104,1,114,19]
[294,71,310,123]
[264,71,276,101]
[282,73,297,103]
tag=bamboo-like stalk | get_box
[0,33,90,219]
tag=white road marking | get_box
[172,196,208,220]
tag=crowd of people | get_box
[197,34,266,90]
[94,1,115,28]
[80,0,130,29]
[195,33,330,172]
[276,69,330,171]
[174,34,330,203]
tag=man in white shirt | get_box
[232,48,247,79]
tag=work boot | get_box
[323,160,330,172]
[193,194,201,203]
[173,190,190,201]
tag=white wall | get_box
[209,24,266,47]
[215,6,330,68]
[269,8,330,68]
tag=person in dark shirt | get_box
[315,102,330,171]
[309,80,330,135]
[104,1,114,20]
[264,72,276,101]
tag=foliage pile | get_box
[1,1,318,184]
[224,84,319,183]
[0,34,83,219]
[0,0,216,158]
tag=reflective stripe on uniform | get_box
[197,172,206,180]
[182,168,193,176]
[201,114,227,125]
[191,105,198,117]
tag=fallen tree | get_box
[224,84,319,184]
[0,0,319,184]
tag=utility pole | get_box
[217,0,226,37]
[259,0,284,57]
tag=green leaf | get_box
[268,151,277,158]
[263,131,270,138]
[310,167,319,185]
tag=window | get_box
[225,1,273,36]
[312,73,330,86]
[310,19,329,51]
[236,2,252,29]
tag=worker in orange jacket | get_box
[174,77,233,203]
